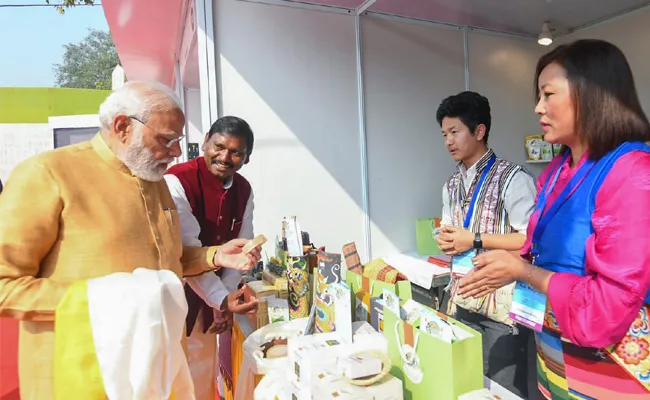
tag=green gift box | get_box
[383,304,483,400]
[415,217,443,256]
[345,268,412,301]
[345,265,412,324]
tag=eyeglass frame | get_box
[127,116,185,148]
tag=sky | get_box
[0,0,110,87]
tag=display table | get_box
[224,314,259,400]
[383,252,451,311]
[254,371,524,400]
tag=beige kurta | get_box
[0,134,219,400]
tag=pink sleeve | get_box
[548,151,650,348]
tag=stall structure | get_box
[99,0,650,398]
[102,0,650,262]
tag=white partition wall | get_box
[556,8,650,113]
[362,16,464,256]
[213,0,366,258]
[467,31,546,177]
[361,19,546,256]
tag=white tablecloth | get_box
[383,252,450,289]
[254,373,524,400]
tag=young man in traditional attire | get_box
[0,82,261,400]
[165,116,257,400]
[435,91,537,397]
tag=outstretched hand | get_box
[213,238,262,271]
[457,249,526,298]
[221,285,259,315]
[208,309,233,334]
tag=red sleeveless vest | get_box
[166,157,252,335]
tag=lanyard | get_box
[462,154,496,229]
[530,153,595,261]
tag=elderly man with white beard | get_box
[0,81,262,399]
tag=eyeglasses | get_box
[128,116,185,148]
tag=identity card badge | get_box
[508,281,547,332]
[451,249,477,278]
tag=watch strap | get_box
[473,232,483,249]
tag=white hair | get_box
[98,80,183,131]
[116,124,173,181]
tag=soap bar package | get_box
[338,353,382,380]
[288,332,344,387]
[267,298,290,324]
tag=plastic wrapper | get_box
[235,318,309,400]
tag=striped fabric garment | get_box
[446,150,526,324]
[535,305,650,399]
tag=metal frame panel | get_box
[363,11,464,32]
[175,59,189,162]
[356,0,376,15]
[354,13,372,261]
[464,26,470,91]
[558,2,650,37]
[195,0,219,133]
[236,0,354,15]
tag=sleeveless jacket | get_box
[166,157,252,334]
[535,141,650,303]
[448,150,532,325]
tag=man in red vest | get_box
[165,116,258,400]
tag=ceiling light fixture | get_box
[538,22,553,46]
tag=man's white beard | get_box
[117,129,173,181]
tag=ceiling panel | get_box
[102,0,184,86]
[297,0,364,9]
[366,0,650,36]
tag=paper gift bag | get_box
[370,296,385,332]
[287,256,310,319]
[415,218,443,256]
[316,251,342,287]
[314,282,352,343]
[383,306,483,400]
[353,275,374,323]
[314,250,342,307]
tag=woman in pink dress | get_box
[457,39,650,399]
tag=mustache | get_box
[212,158,234,168]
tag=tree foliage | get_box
[53,28,120,90]
[46,0,95,15]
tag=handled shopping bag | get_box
[383,303,483,400]
[415,217,443,256]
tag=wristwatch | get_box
[473,233,483,249]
